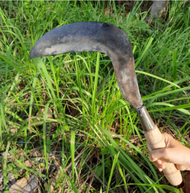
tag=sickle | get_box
[30,22,182,186]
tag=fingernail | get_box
[159,168,163,172]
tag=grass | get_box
[0,0,190,192]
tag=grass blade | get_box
[71,129,75,182]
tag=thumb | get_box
[149,148,168,162]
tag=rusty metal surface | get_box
[136,106,155,131]
[30,22,143,108]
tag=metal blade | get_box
[30,22,143,108]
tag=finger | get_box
[176,165,190,171]
[185,166,190,171]
[156,159,163,165]
[148,154,163,163]
[149,148,168,162]
[153,161,165,172]
[155,159,165,170]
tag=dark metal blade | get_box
[30,22,143,108]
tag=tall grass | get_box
[0,1,190,192]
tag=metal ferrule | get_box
[136,106,155,131]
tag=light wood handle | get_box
[144,126,182,186]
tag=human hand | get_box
[147,133,190,171]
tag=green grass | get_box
[0,1,190,192]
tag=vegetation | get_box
[0,1,190,192]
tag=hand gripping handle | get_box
[144,126,182,186]
[137,106,182,186]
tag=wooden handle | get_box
[144,126,182,186]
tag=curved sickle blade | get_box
[30,22,143,108]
